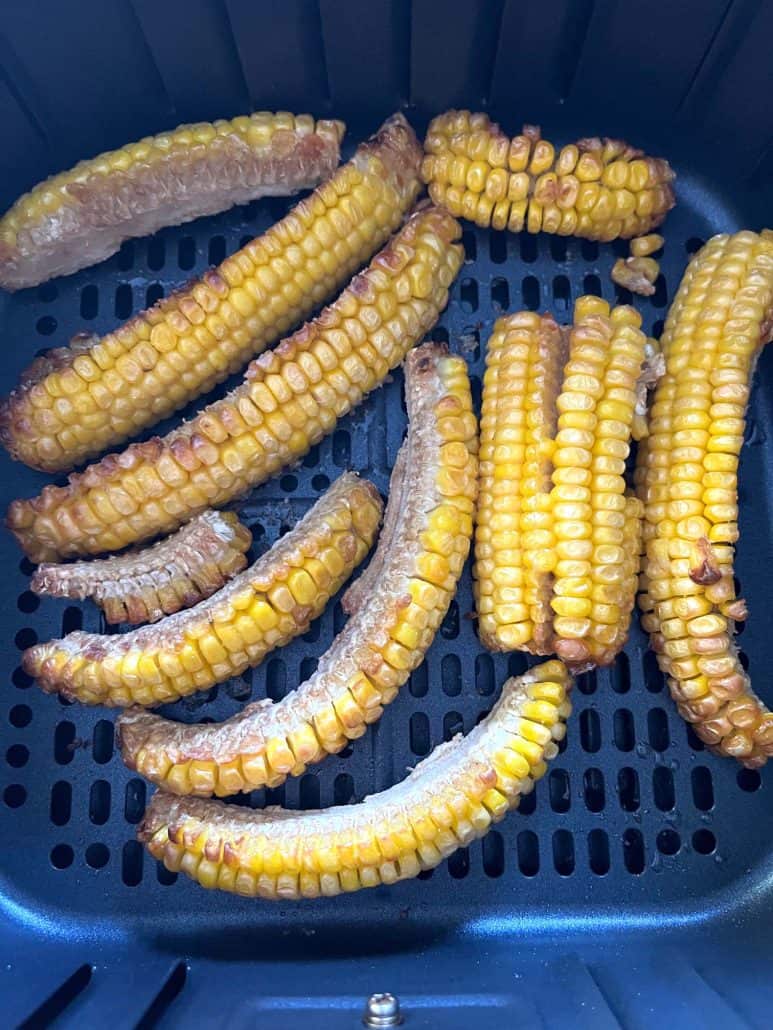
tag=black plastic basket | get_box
[2,2,773,1027]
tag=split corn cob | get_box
[0,113,421,471]
[0,111,345,291]
[8,204,464,563]
[22,473,382,707]
[423,110,675,241]
[31,509,252,625]
[118,342,478,795]
[139,660,572,899]
[636,230,773,767]
[474,297,648,669]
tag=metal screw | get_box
[362,992,403,1027]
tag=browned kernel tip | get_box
[689,537,722,586]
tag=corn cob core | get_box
[118,342,478,796]
[636,229,773,767]
[0,113,421,472]
[422,110,675,241]
[474,297,647,669]
[139,659,572,899]
[8,204,463,563]
[22,473,382,707]
[31,509,252,625]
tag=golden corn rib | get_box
[22,473,382,707]
[473,311,566,653]
[0,112,345,291]
[636,230,773,767]
[118,343,478,795]
[422,110,675,241]
[31,509,252,625]
[0,113,421,472]
[139,660,572,899]
[549,297,646,669]
[9,205,463,563]
[474,297,647,670]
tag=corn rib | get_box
[118,342,478,795]
[0,113,422,472]
[422,110,675,241]
[474,298,647,669]
[138,660,572,898]
[0,112,345,291]
[22,473,382,707]
[31,509,252,625]
[636,230,773,767]
[8,205,463,563]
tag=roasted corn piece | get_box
[139,660,572,899]
[474,297,648,669]
[22,473,382,706]
[8,205,464,563]
[31,509,252,625]
[0,113,422,472]
[118,342,478,795]
[636,230,773,767]
[611,256,660,297]
[0,112,345,291]
[423,110,675,241]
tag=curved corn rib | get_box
[636,230,773,767]
[31,509,252,625]
[22,473,382,707]
[0,112,345,291]
[0,113,421,472]
[8,205,463,563]
[118,343,478,795]
[474,298,647,669]
[139,660,572,899]
[423,110,675,241]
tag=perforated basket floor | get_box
[1,166,771,945]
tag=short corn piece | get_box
[636,229,773,767]
[0,113,422,471]
[22,473,382,706]
[474,297,648,669]
[8,204,464,562]
[423,110,675,241]
[118,342,478,795]
[31,509,252,625]
[139,660,572,899]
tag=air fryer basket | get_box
[3,2,773,1027]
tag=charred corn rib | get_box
[423,110,675,241]
[9,205,463,563]
[118,343,478,795]
[22,473,381,707]
[0,114,421,472]
[139,660,572,898]
[636,230,773,767]
[31,509,252,625]
[0,112,345,291]
[474,298,647,669]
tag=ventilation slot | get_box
[136,963,188,1030]
[18,964,93,1029]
